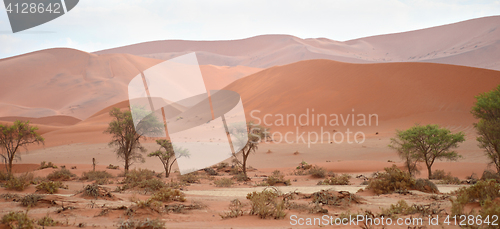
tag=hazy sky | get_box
[0,0,499,59]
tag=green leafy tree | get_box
[105,107,163,174]
[471,85,500,173]
[389,124,465,179]
[148,139,189,178]
[0,121,44,176]
[232,122,269,179]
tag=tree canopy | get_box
[389,124,465,179]
[0,121,44,176]
[471,85,500,173]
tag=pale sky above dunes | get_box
[0,0,499,59]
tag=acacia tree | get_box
[389,124,465,179]
[471,85,500,173]
[105,107,163,174]
[148,139,189,178]
[231,122,269,179]
[0,121,44,176]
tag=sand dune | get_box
[224,59,500,133]
[94,16,500,70]
[0,49,259,120]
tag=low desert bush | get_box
[106,164,119,169]
[220,199,245,219]
[216,162,229,170]
[214,178,234,187]
[451,179,500,215]
[246,188,288,219]
[318,174,351,185]
[81,183,112,199]
[117,218,165,229]
[35,181,66,194]
[479,199,500,229]
[149,188,186,202]
[258,170,291,186]
[233,173,249,182]
[431,170,460,184]
[367,165,415,195]
[120,169,165,191]
[308,166,326,178]
[39,161,57,170]
[2,211,35,229]
[179,173,200,184]
[0,171,9,181]
[481,170,500,181]
[5,173,34,191]
[137,179,166,192]
[296,160,313,170]
[21,194,43,207]
[47,168,75,181]
[37,215,57,227]
[81,170,114,185]
[413,179,439,193]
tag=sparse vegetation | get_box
[47,168,76,181]
[120,168,166,191]
[20,194,42,207]
[149,188,186,202]
[4,173,34,191]
[413,178,439,193]
[82,184,112,199]
[81,170,114,185]
[37,215,57,227]
[232,122,270,180]
[481,170,500,181]
[39,161,57,169]
[106,164,119,169]
[214,178,234,187]
[258,170,290,186]
[179,172,200,184]
[246,188,288,219]
[2,211,35,229]
[220,199,245,219]
[451,179,500,216]
[308,165,326,178]
[367,165,415,195]
[36,181,66,194]
[318,174,351,185]
[117,218,165,229]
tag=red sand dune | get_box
[95,16,500,70]
[0,48,260,120]
[224,59,500,133]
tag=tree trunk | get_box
[124,158,129,174]
[427,165,432,179]
[242,152,248,179]
[8,156,14,178]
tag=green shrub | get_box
[122,169,155,184]
[479,199,500,229]
[179,173,200,184]
[367,165,415,195]
[451,179,500,215]
[5,173,34,191]
[39,161,57,170]
[413,179,439,193]
[318,174,351,185]
[21,194,42,207]
[233,173,249,182]
[214,178,234,187]
[35,181,66,194]
[117,218,165,229]
[2,211,35,229]
[137,179,166,192]
[308,166,326,178]
[246,188,288,219]
[47,168,75,181]
[37,215,57,226]
[149,188,186,202]
[430,170,460,184]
